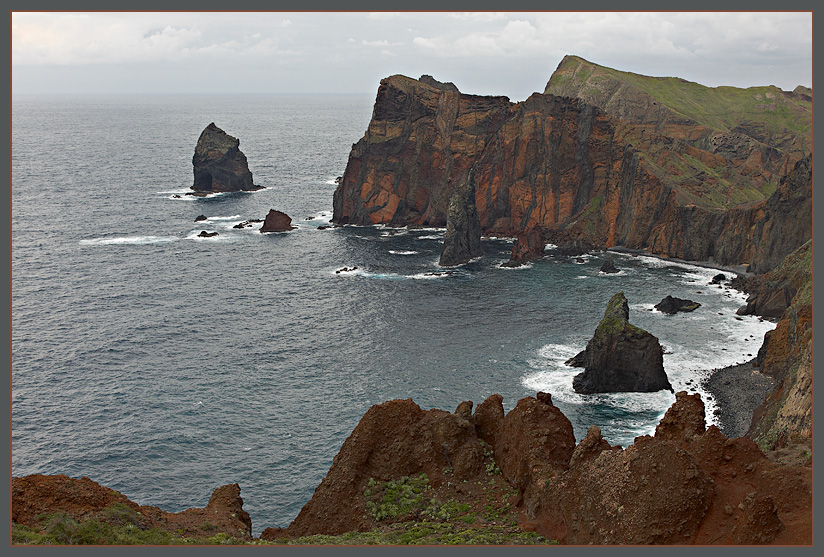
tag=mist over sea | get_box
[11,94,774,534]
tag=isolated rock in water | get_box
[194,214,207,222]
[439,169,483,266]
[599,258,619,274]
[568,292,672,394]
[197,230,218,238]
[710,273,727,284]
[502,227,544,267]
[655,295,701,314]
[191,123,259,193]
[260,209,296,232]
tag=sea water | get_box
[11,94,775,534]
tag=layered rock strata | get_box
[332,64,811,271]
[566,292,673,394]
[191,123,260,194]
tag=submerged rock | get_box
[194,214,207,222]
[438,169,483,267]
[260,209,295,232]
[197,230,218,238]
[567,292,672,394]
[191,123,262,194]
[655,295,701,314]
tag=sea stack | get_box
[260,209,296,232]
[438,169,483,267]
[191,123,260,194]
[502,227,545,267]
[567,292,672,394]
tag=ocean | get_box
[11,93,775,534]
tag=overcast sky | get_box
[11,11,813,100]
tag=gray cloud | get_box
[11,12,812,99]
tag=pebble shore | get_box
[702,359,775,439]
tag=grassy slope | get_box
[544,56,811,211]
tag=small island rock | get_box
[567,292,673,394]
[501,227,544,267]
[191,123,262,194]
[655,295,701,314]
[599,258,620,274]
[260,209,296,232]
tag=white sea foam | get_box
[79,236,178,245]
[185,230,235,241]
[498,261,533,270]
[331,267,453,280]
[415,234,445,240]
[207,215,243,221]
[388,250,419,255]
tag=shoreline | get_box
[605,246,752,277]
[701,358,775,439]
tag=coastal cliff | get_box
[332,59,811,271]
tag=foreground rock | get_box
[12,475,252,541]
[438,169,483,266]
[655,295,701,314]
[535,392,811,544]
[260,209,295,232]
[12,391,812,545]
[191,123,262,194]
[501,227,545,267]
[567,292,672,394]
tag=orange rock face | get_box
[333,74,810,271]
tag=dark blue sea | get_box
[11,94,775,535]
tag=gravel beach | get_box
[702,359,776,439]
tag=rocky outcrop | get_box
[260,209,295,232]
[191,123,261,194]
[567,292,672,394]
[332,62,810,270]
[598,258,619,274]
[501,226,544,267]
[535,392,812,544]
[471,392,576,516]
[655,295,701,314]
[269,398,487,537]
[11,474,253,540]
[438,169,483,266]
[746,241,812,451]
[14,391,812,545]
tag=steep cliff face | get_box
[333,63,811,269]
[746,241,812,450]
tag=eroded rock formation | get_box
[438,169,483,266]
[191,123,261,194]
[567,292,672,394]
[332,62,811,271]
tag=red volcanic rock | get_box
[11,475,253,540]
[531,392,812,545]
[271,398,487,538]
[260,209,295,232]
[191,123,260,193]
[332,71,810,270]
[502,226,545,267]
[472,392,576,517]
